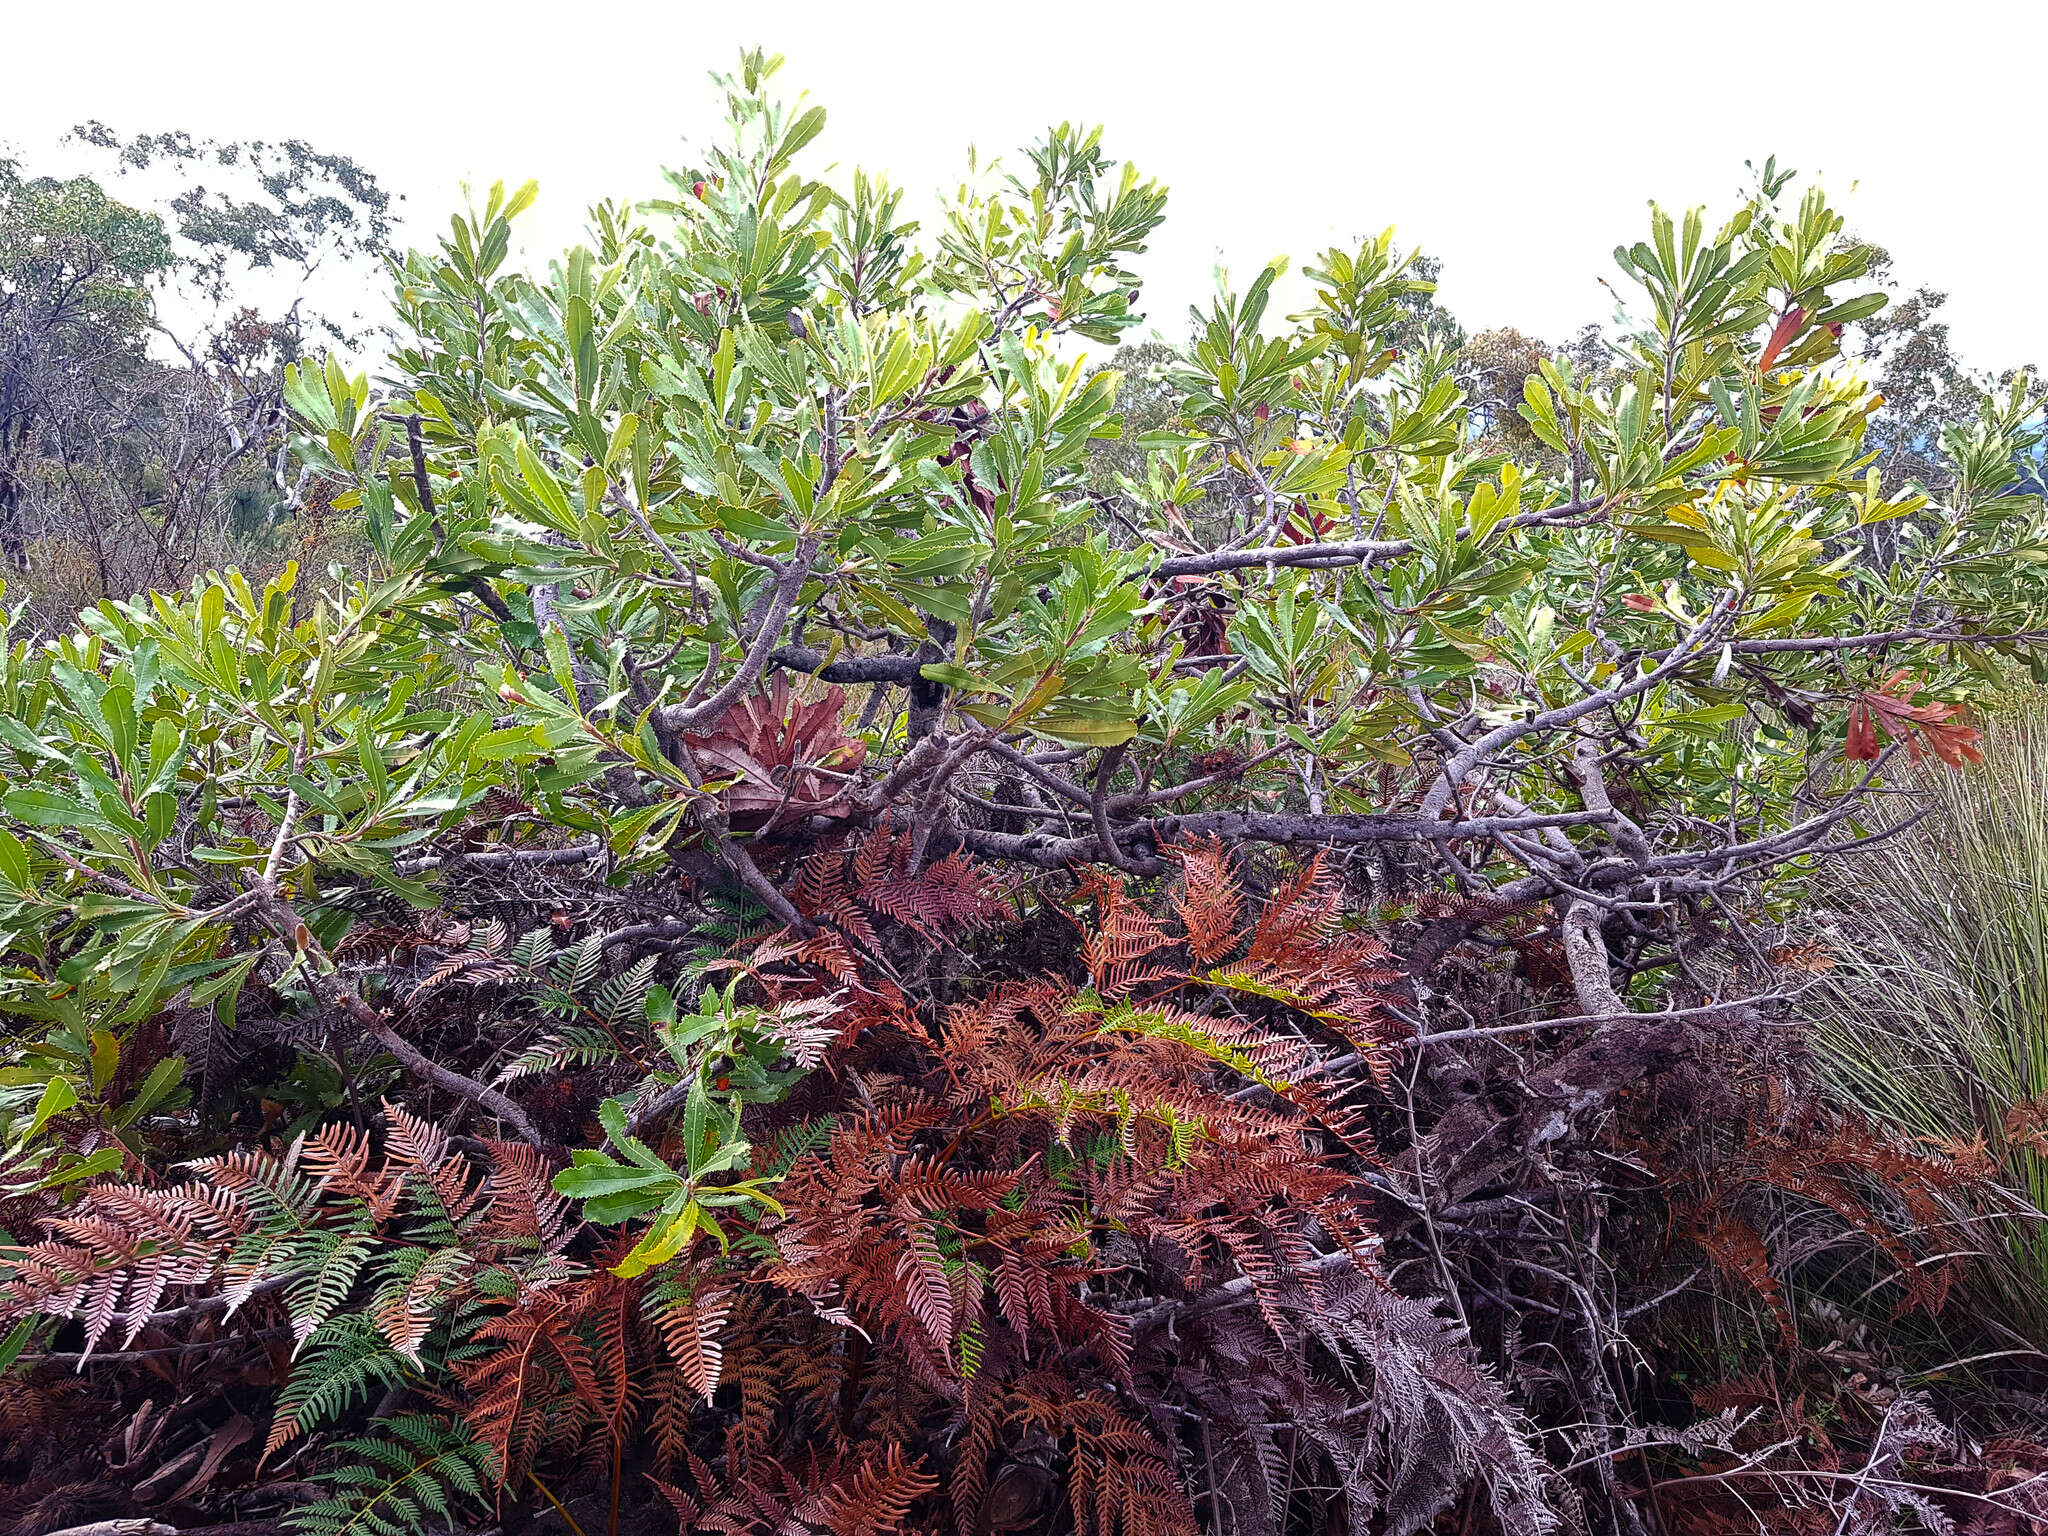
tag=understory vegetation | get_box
[6,48,2048,1536]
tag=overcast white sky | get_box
[7,0,2043,369]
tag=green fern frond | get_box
[698,888,768,936]
[763,1114,836,1178]
[271,1314,408,1452]
[232,1148,326,1231]
[561,932,607,996]
[596,954,657,1028]
[681,891,769,981]
[286,1229,380,1352]
[727,1229,781,1265]
[530,983,584,1019]
[1095,998,1278,1088]
[508,927,560,970]
[461,920,509,956]
[286,1412,493,1536]
[398,1187,461,1249]
[432,1291,500,1367]
[495,1024,622,1085]
[957,1310,985,1377]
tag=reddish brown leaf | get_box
[684,677,869,832]
[1758,305,1806,371]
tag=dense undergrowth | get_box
[5,814,2044,1536]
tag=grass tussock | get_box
[1812,690,2048,1337]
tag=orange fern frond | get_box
[3,1181,254,1360]
[652,1280,733,1404]
[662,1445,935,1536]
[1688,1208,1796,1349]
[1071,870,1176,1000]
[382,1100,484,1226]
[1168,836,1246,965]
[451,1243,647,1487]
[301,1122,398,1218]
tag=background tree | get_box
[0,160,171,569]
[1458,326,1558,461]
[1847,252,2045,499]
[0,128,390,622]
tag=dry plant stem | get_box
[1419,594,1735,821]
[1570,739,1651,865]
[26,1327,293,1367]
[1402,1011,1472,1335]
[1416,992,1795,1046]
[527,1471,589,1536]
[768,643,924,687]
[124,1274,292,1330]
[1147,495,1606,578]
[388,411,513,623]
[986,737,1096,808]
[670,738,816,934]
[1651,1463,2048,1518]
[397,841,603,875]
[627,1077,694,1139]
[1650,625,2048,658]
[262,788,300,884]
[707,819,815,934]
[911,726,1000,866]
[608,483,697,587]
[1126,1248,1367,1333]
[958,807,1613,868]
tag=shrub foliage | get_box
[2,48,2046,1536]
